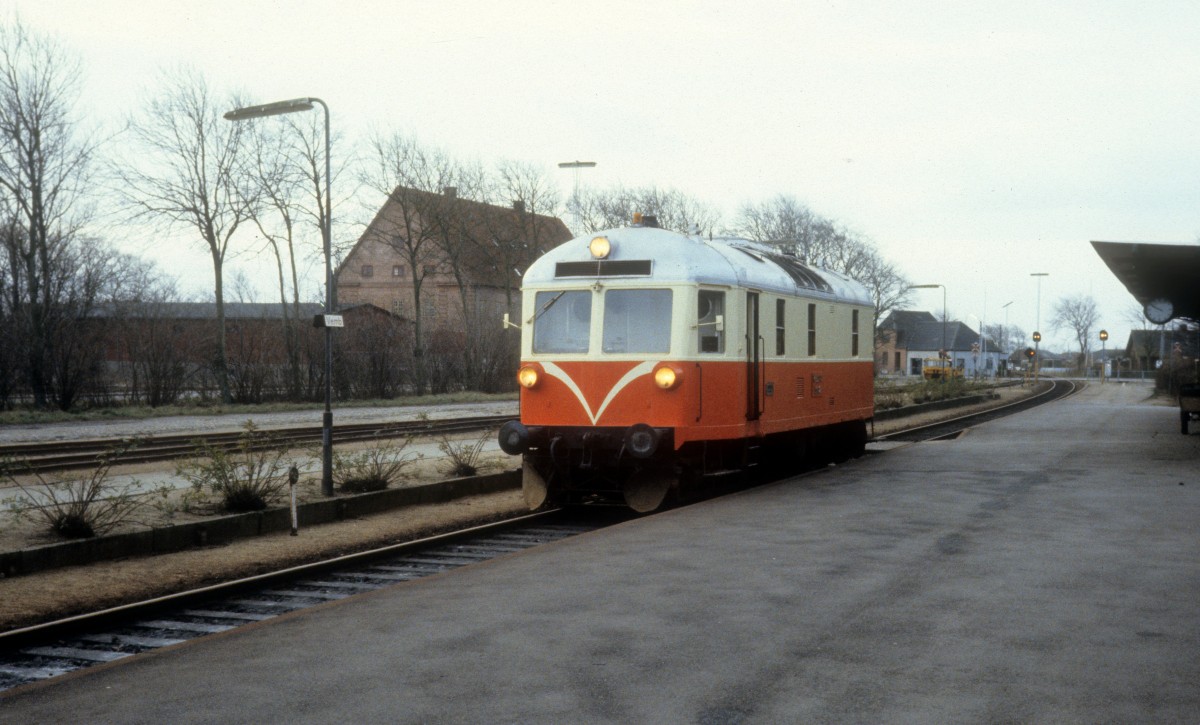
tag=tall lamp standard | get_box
[557,160,595,233]
[1099,329,1109,383]
[911,283,947,366]
[1001,301,1013,376]
[225,97,336,497]
[1031,272,1049,383]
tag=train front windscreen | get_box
[532,288,673,355]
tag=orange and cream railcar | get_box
[498,220,874,511]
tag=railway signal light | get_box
[1099,329,1109,342]
[1025,347,1036,360]
[1032,331,1042,342]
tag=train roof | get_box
[523,225,872,305]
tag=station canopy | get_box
[1091,241,1200,324]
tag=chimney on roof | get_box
[512,200,525,214]
[443,186,457,198]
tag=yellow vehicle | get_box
[922,358,962,381]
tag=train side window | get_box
[698,290,725,353]
[851,309,860,356]
[807,303,817,356]
[776,299,785,356]
[532,290,592,353]
[603,289,672,353]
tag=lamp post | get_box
[1001,301,1013,377]
[1030,273,1048,383]
[557,160,595,233]
[225,97,335,497]
[911,283,947,368]
[1099,329,1109,383]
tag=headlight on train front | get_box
[589,235,611,259]
[517,365,540,389]
[653,364,682,390]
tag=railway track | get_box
[0,414,512,474]
[0,509,622,695]
[0,380,1081,695]
[874,378,1081,443]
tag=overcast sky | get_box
[7,0,1199,352]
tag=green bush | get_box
[3,439,159,539]
[437,432,489,477]
[333,437,419,493]
[176,421,290,512]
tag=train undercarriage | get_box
[506,420,869,513]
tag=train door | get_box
[746,292,762,421]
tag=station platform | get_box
[2,382,1197,722]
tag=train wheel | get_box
[522,460,551,510]
[623,470,674,513]
[849,421,868,458]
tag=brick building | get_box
[337,186,573,335]
[876,309,1006,377]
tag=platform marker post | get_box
[288,465,300,536]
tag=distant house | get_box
[876,310,1006,377]
[337,186,573,335]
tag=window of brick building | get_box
[361,265,373,278]
[392,265,405,277]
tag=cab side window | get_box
[698,290,725,353]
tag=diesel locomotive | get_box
[498,217,875,511]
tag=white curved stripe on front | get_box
[540,360,657,426]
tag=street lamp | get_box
[1001,301,1013,377]
[911,283,947,365]
[558,160,595,233]
[1031,273,1049,383]
[1099,329,1109,383]
[226,97,336,497]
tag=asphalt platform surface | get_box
[2,382,1197,723]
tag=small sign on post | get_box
[313,314,344,328]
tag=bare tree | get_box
[736,195,910,342]
[0,20,100,408]
[111,68,254,404]
[573,184,720,234]
[1052,294,1100,369]
[736,196,874,272]
[983,322,1028,357]
[855,249,912,341]
[240,121,307,398]
[485,160,562,312]
[736,195,816,255]
[236,109,349,401]
[358,131,462,394]
[427,159,487,333]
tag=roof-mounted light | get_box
[589,236,612,259]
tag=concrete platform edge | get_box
[0,470,519,578]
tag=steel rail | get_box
[0,414,513,474]
[874,379,1081,443]
[0,508,624,694]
